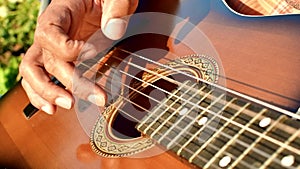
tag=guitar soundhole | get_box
[111,73,193,139]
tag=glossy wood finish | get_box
[0,0,299,168]
[0,84,192,169]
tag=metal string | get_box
[78,49,299,154]
[78,56,299,167]
[80,62,278,168]
[117,47,299,120]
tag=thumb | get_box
[98,0,138,40]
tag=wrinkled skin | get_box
[19,0,138,115]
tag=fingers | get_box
[21,79,56,115]
[20,44,73,114]
[34,0,138,62]
[100,0,139,40]
[21,0,136,117]
[35,2,85,61]
[21,45,107,117]
[43,50,107,107]
[20,44,107,115]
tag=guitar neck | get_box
[137,81,300,169]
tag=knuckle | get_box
[44,57,57,74]
[34,25,48,43]
[61,49,74,61]
[63,40,81,61]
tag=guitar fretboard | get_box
[136,81,300,169]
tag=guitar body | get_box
[1,0,299,168]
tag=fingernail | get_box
[88,94,105,107]
[55,97,72,109]
[103,18,127,40]
[41,105,53,115]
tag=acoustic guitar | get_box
[0,0,299,168]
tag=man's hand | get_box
[19,0,138,115]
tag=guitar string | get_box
[117,47,299,120]
[82,63,292,168]
[79,53,300,154]
[118,47,300,103]
[83,50,299,137]
[79,61,299,165]
[82,63,281,168]
[85,46,300,111]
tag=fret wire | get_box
[142,81,192,135]
[118,64,299,152]
[80,59,299,154]
[90,74,213,144]
[201,101,250,168]
[85,50,299,136]
[82,56,300,152]
[116,47,299,119]
[178,111,282,169]
[84,61,300,168]
[159,104,298,169]
[202,133,259,169]
[164,87,215,149]
[112,84,292,166]
[197,136,256,169]
[86,51,299,136]
[80,62,209,129]
[157,85,219,143]
[259,127,300,169]
[177,101,249,156]
[97,76,211,140]
[165,92,227,149]
[186,118,295,169]
[189,101,252,165]
[227,101,298,135]
[170,113,282,169]
[228,115,285,169]
[103,49,222,108]
[205,144,257,169]
[149,82,198,138]
[92,68,279,168]
[194,140,245,169]
[136,82,186,132]
[195,109,266,165]
[151,112,258,169]
[137,108,251,168]
[80,60,232,137]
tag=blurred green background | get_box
[0,0,39,96]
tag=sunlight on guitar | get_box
[226,0,300,15]
[0,0,299,169]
